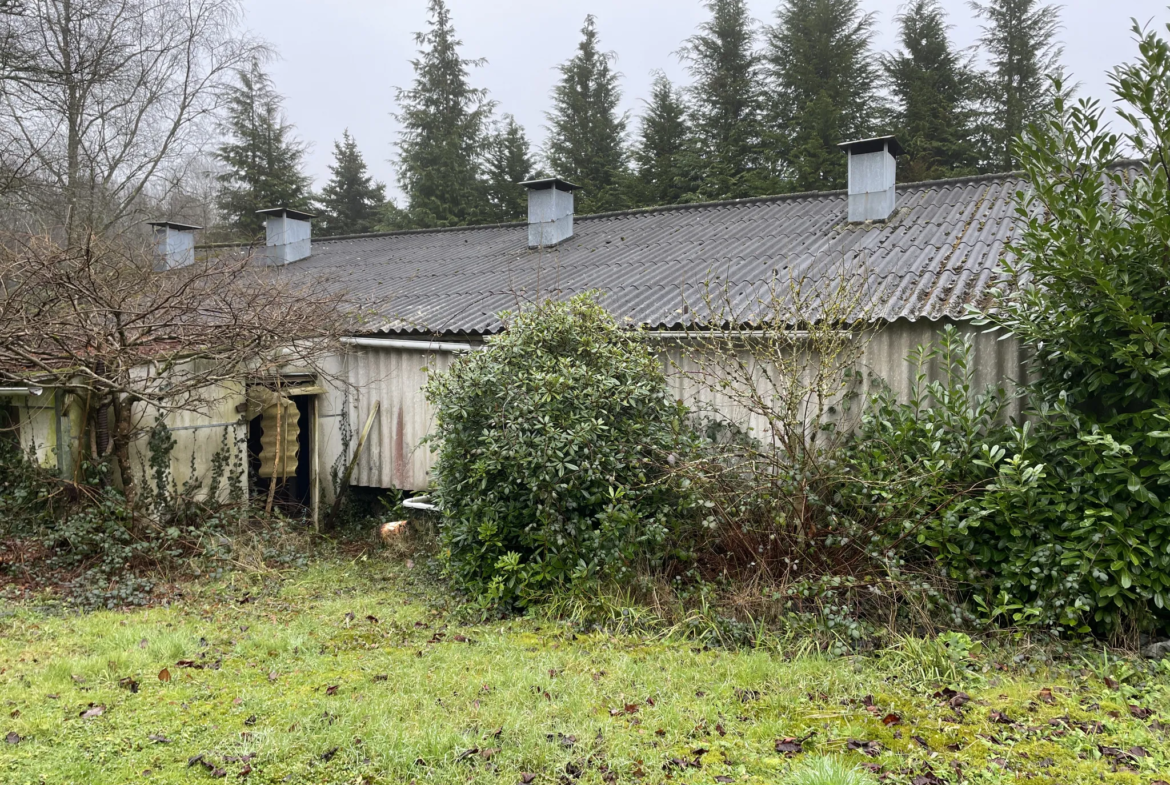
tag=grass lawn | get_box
[1,555,1168,785]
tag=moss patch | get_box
[1,559,1168,784]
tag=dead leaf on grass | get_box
[5,732,19,745]
[847,739,882,757]
[79,704,104,719]
[775,732,815,756]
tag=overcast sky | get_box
[240,0,1167,197]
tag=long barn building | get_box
[5,138,1053,522]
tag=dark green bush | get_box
[840,325,1013,556]
[947,24,1170,637]
[425,294,698,607]
[841,23,1170,638]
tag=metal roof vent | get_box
[839,136,904,223]
[258,207,314,265]
[148,221,201,271]
[521,177,581,249]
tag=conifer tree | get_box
[215,61,312,239]
[545,15,629,214]
[764,0,881,192]
[484,115,534,222]
[631,74,691,207]
[318,130,386,236]
[971,0,1065,171]
[394,0,493,228]
[681,0,769,200]
[883,0,978,181]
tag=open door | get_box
[246,386,318,516]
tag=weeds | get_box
[784,756,878,785]
[882,631,983,687]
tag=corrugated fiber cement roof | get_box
[287,171,1043,336]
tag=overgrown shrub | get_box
[0,418,253,608]
[662,271,986,638]
[840,326,1013,567]
[919,23,1170,638]
[425,294,698,607]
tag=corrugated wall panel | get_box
[331,346,461,492]
[319,319,1028,493]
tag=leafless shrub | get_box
[665,259,958,631]
[0,229,349,506]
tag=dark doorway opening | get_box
[247,394,313,512]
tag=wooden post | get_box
[311,395,320,532]
[326,400,380,527]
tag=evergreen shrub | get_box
[425,294,698,607]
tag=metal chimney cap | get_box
[838,135,904,157]
[519,177,583,192]
[256,207,316,220]
[147,220,203,231]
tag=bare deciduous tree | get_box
[0,0,263,240]
[0,230,349,502]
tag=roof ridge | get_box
[314,220,526,243]
[203,159,1147,251]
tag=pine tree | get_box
[971,0,1065,171]
[681,0,769,200]
[215,60,311,238]
[546,15,629,214]
[317,130,386,236]
[484,115,534,222]
[394,0,493,228]
[631,74,691,207]
[764,0,881,191]
[883,0,978,181]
